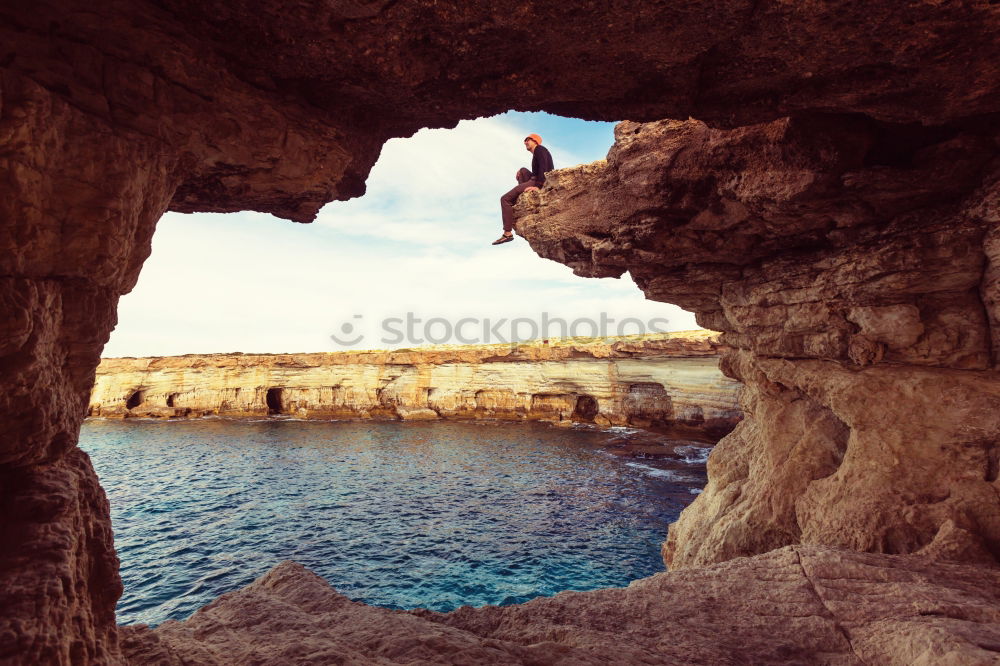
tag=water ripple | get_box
[79,419,707,626]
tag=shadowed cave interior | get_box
[265,387,285,415]
[124,391,146,411]
[571,394,599,422]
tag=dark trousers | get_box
[500,179,538,233]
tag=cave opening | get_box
[77,111,710,639]
[572,394,599,422]
[266,388,284,414]
[100,111,700,360]
[125,390,145,409]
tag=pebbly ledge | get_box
[86,332,741,440]
[119,547,1000,665]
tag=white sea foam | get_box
[605,426,642,435]
[674,445,712,465]
[624,461,696,482]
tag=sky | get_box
[104,111,700,357]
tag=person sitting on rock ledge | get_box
[493,133,554,245]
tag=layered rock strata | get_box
[121,547,1000,665]
[2,1,1000,663]
[516,115,1000,569]
[87,333,741,440]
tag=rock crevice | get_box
[791,546,863,664]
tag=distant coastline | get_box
[88,331,742,441]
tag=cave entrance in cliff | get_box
[572,394,599,422]
[266,388,284,415]
[125,390,146,410]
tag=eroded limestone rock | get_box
[516,114,1000,568]
[0,449,122,664]
[664,352,1000,569]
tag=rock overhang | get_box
[510,88,1000,573]
[5,1,999,222]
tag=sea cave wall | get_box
[2,0,1000,663]
[515,115,1000,569]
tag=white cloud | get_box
[317,116,586,245]
[105,116,699,357]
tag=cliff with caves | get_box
[2,1,1000,664]
[87,333,740,439]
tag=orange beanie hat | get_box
[525,133,543,144]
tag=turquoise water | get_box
[79,419,708,626]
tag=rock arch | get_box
[2,2,999,662]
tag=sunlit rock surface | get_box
[87,333,741,440]
[120,547,1000,665]
[516,115,1000,569]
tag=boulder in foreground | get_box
[120,546,1000,665]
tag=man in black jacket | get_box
[493,133,553,245]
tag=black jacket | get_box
[531,145,554,184]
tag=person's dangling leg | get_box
[500,185,521,233]
[495,180,535,244]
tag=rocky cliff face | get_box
[87,334,740,439]
[516,116,1000,569]
[0,449,121,664]
[3,1,1000,663]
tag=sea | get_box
[79,418,709,626]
